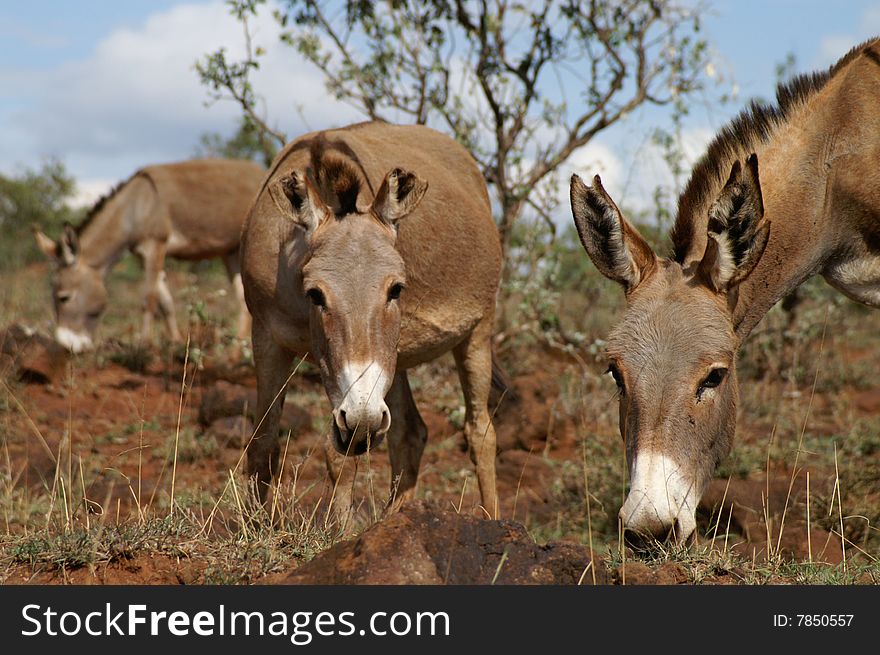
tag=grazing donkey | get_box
[33,159,266,353]
[240,121,502,518]
[570,38,880,542]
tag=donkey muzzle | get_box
[330,361,392,455]
[331,404,391,455]
[55,326,94,353]
[619,449,699,545]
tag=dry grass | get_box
[1,254,879,584]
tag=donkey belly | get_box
[824,253,880,307]
[166,229,238,260]
[396,326,470,370]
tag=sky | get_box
[2,0,879,216]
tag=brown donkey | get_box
[570,38,880,542]
[240,121,502,518]
[33,159,265,353]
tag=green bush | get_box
[0,159,83,271]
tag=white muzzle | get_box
[620,449,699,542]
[55,326,93,353]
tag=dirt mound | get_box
[613,562,691,585]
[700,472,843,563]
[0,323,69,384]
[5,554,205,585]
[198,379,312,447]
[493,371,578,454]
[853,388,880,413]
[266,501,606,585]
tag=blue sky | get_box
[1,0,878,212]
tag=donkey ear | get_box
[697,154,770,293]
[59,223,79,265]
[570,173,657,294]
[33,226,59,261]
[370,168,428,229]
[268,170,332,233]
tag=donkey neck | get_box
[679,91,847,343]
[730,126,834,340]
[733,55,880,341]
[77,208,133,273]
[77,176,151,273]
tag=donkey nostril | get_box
[378,408,391,433]
[335,409,349,433]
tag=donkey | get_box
[33,158,266,353]
[240,121,502,518]
[570,38,880,543]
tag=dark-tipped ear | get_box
[268,170,332,233]
[59,223,79,265]
[697,154,770,293]
[570,173,657,294]
[370,168,428,229]
[33,226,59,261]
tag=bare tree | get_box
[198,0,711,261]
[196,1,287,159]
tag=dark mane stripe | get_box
[671,37,879,263]
[74,175,133,235]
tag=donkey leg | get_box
[248,317,294,505]
[322,440,358,531]
[156,270,182,342]
[223,251,252,359]
[385,371,428,512]
[135,240,168,344]
[133,241,162,343]
[452,317,499,519]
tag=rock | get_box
[198,380,311,433]
[205,415,254,448]
[266,501,606,585]
[198,380,254,425]
[0,323,69,384]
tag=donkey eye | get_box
[57,293,72,304]
[698,367,728,395]
[606,363,624,392]
[306,288,326,308]
[387,282,404,302]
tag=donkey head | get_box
[570,154,770,543]
[270,167,428,456]
[33,223,107,353]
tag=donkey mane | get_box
[671,37,879,263]
[74,176,133,235]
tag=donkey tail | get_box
[490,353,518,407]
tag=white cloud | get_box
[70,178,117,209]
[815,7,880,67]
[1,1,359,191]
[563,141,626,203]
[556,125,713,224]
[0,0,718,228]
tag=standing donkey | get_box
[33,158,266,353]
[570,38,880,542]
[240,121,502,518]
